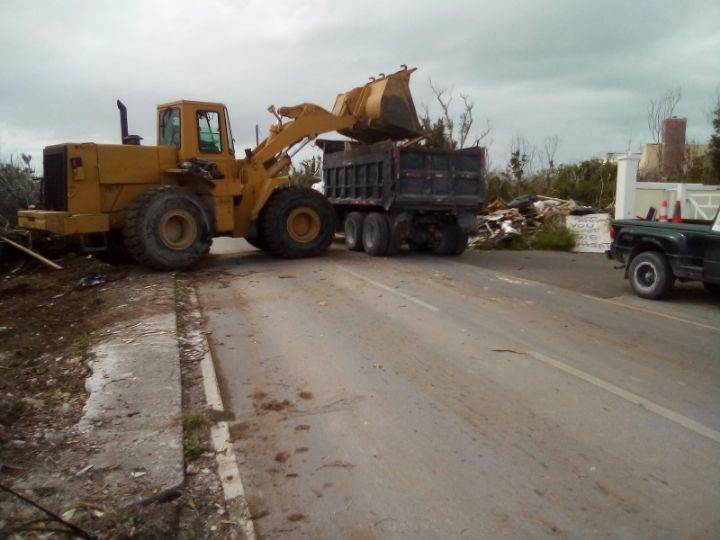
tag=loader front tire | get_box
[260,186,335,259]
[123,186,213,270]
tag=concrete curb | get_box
[187,288,257,540]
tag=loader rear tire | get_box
[344,212,366,252]
[123,186,213,271]
[260,186,335,259]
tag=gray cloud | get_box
[1,0,718,170]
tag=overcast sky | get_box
[1,0,718,170]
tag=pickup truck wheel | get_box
[123,186,213,270]
[703,282,720,295]
[362,212,390,256]
[260,186,335,259]
[628,251,675,299]
[344,212,366,252]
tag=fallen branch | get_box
[0,235,63,270]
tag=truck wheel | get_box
[123,186,213,270]
[260,186,335,258]
[434,223,466,256]
[453,230,469,255]
[703,282,720,295]
[628,251,675,299]
[362,212,390,256]
[344,212,366,252]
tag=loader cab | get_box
[157,100,236,162]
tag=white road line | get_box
[441,259,718,332]
[190,290,257,540]
[527,350,720,444]
[582,294,720,333]
[336,265,440,312]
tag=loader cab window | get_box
[159,108,181,148]
[197,110,222,154]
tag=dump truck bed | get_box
[323,141,485,211]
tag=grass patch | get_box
[183,433,205,459]
[178,410,210,430]
[531,223,576,251]
[473,235,531,251]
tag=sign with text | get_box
[565,213,612,253]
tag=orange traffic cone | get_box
[672,200,682,223]
[659,200,668,221]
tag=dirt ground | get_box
[0,255,235,538]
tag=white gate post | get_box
[615,154,640,220]
[676,183,688,218]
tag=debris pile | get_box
[472,194,594,246]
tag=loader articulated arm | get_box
[232,67,422,237]
[247,66,422,178]
[249,103,355,171]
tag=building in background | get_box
[639,117,708,179]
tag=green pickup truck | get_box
[608,206,720,299]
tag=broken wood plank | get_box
[0,235,63,269]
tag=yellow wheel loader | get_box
[18,67,421,270]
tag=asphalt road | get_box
[194,240,720,539]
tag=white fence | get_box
[615,154,720,220]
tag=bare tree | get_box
[507,135,536,182]
[543,135,560,170]
[647,87,682,145]
[421,80,491,149]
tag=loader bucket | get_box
[332,68,422,144]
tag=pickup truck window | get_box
[197,110,222,154]
[159,108,181,148]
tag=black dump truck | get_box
[321,140,485,256]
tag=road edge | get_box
[187,288,257,540]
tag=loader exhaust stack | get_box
[117,100,142,145]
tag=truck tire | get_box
[453,230,469,255]
[628,251,675,299]
[703,282,720,295]
[344,212,366,252]
[362,212,390,256]
[260,186,335,259]
[434,222,467,256]
[123,186,213,270]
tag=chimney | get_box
[661,116,686,175]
